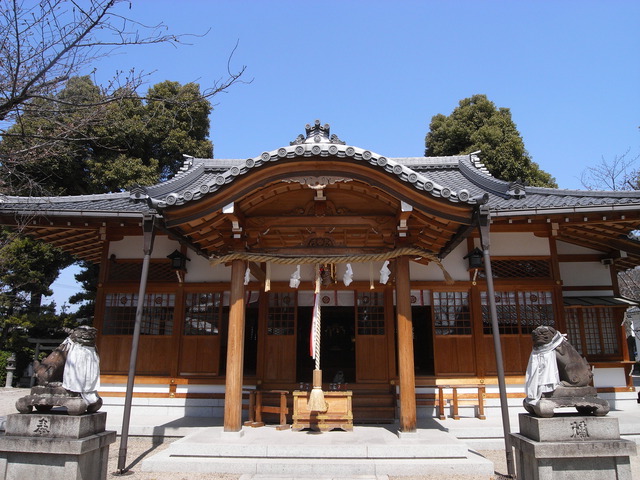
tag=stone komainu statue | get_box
[524,326,608,417]
[16,326,102,416]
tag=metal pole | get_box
[117,216,155,474]
[479,208,516,478]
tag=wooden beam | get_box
[245,215,395,229]
[559,229,640,257]
[248,262,266,283]
[438,218,478,260]
[396,201,412,237]
[223,202,245,239]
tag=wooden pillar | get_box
[223,259,247,432]
[395,255,417,432]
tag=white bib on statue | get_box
[524,331,564,405]
[62,338,101,404]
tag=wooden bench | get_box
[243,389,290,430]
[435,384,486,420]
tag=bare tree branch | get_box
[0,0,246,130]
[580,148,640,191]
[0,0,247,202]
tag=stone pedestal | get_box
[510,413,636,480]
[0,411,116,480]
[523,386,609,418]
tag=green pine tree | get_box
[425,94,557,188]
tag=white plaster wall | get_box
[559,262,612,287]
[108,235,179,259]
[109,235,231,282]
[185,255,231,282]
[249,262,399,285]
[410,243,469,282]
[268,263,312,282]
[482,232,550,256]
[184,261,404,286]
[592,367,627,388]
[556,240,604,255]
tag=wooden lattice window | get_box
[481,290,554,335]
[565,307,620,357]
[268,292,295,335]
[478,259,551,279]
[356,292,385,335]
[565,309,581,349]
[107,261,176,282]
[103,293,175,335]
[432,291,471,335]
[184,292,223,335]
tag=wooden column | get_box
[395,255,417,432]
[223,259,247,432]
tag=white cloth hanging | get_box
[289,265,301,289]
[379,261,391,284]
[244,266,251,286]
[343,263,353,286]
[265,263,271,292]
[62,338,101,404]
[524,331,564,405]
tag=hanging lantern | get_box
[464,248,484,271]
[167,250,189,270]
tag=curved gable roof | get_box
[2,120,640,268]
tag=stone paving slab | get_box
[141,424,493,477]
[239,476,388,480]
[144,453,494,477]
[161,423,469,459]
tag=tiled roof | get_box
[0,191,151,216]
[2,122,640,216]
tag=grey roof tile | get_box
[3,144,640,216]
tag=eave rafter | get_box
[559,225,640,256]
[22,226,104,262]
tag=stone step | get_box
[239,475,388,480]
[164,437,470,459]
[143,453,494,477]
[239,476,389,480]
[141,424,494,477]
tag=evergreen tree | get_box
[425,94,557,188]
[0,77,213,195]
[0,77,214,345]
[0,230,74,347]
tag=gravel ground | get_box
[0,387,604,480]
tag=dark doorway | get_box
[297,306,356,384]
[243,299,259,376]
[412,306,434,375]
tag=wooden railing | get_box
[416,384,486,420]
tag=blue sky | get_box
[46,0,640,310]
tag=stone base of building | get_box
[0,411,116,480]
[510,413,637,480]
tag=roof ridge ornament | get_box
[507,179,527,199]
[290,120,346,145]
[129,184,149,202]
